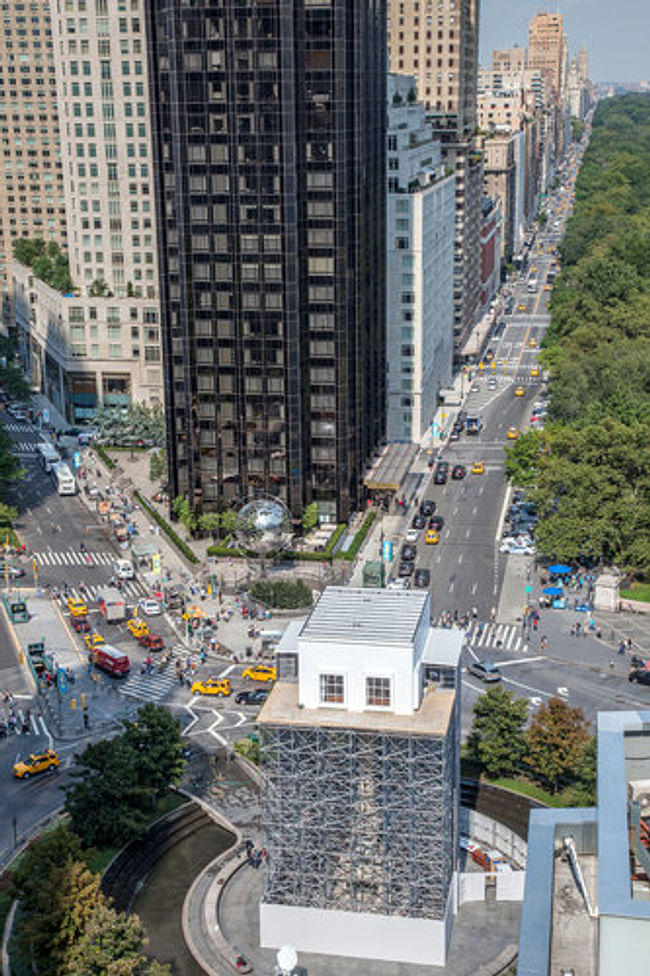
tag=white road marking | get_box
[501,674,552,697]
[465,528,471,538]
[557,686,569,698]
[472,505,478,515]
[495,656,546,667]
[458,553,464,564]
[471,581,477,595]
[219,664,236,678]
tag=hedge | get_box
[95,444,116,470]
[134,491,200,564]
[339,510,377,561]
[207,521,347,562]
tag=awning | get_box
[363,442,418,492]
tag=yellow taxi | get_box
[84,632,105,651]
[13,749,60,779]
[472,462,485,475]
[191,677,232,697]
[66,598,88,618]
[514,386,525,397]
[528,337,538,348]
[425,530,439,545]
[126,618,149,639]
[517,303,527,312]
[506,426,519,440]
[530,265,538,274]
[544,283,552,292]
[530,366,540,378]
[242,664,277,683]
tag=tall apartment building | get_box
[527,12,565,96]
[0,0,66,318]
[146,0,386,525]
[386,75,454,443]
[13,0,164,420]
[259,587,463,966]
[387,0,483,359]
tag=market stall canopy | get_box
[547,564,572,575]
[543,586,564,597]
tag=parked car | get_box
[398,562,414,578]
[467,661,501,683]
[451,464,467,480]
[400,544,417,562]
[405,528,420,543]
[419,500,436,517]
[434,464,448,485]
[411,515,426,530]
[429,515,444,531]
[386,578,410,590]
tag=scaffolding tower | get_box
[260,704,459,920]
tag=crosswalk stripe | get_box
[119,670,178,704]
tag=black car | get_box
[429,515,444,531]
[451,464,467,480]
[420,500,436,517]
[235,689,269,705]
[411,515,427,530]
[433,465,448,485]
[400,544,417,562]
[413,568,431,589]
[398,561,414,578]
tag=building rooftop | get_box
[299,586,428,645]
[257,681,454,737]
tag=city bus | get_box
[36,442,61,473]
[51,461,77,496]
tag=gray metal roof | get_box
[299,586,428,644]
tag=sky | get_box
[479,0,650,82]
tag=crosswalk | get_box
[433,619,526,655]
[15,442,41,453]
[60,580,143,602]
[34,549,115,568]
[2,423,34,433]
[119,669,179,704]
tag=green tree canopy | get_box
[63,902,171,976]
[466,686,529,778]
[525,697,591,794]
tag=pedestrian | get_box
[617,641,626,656]
[471,606,478,620]
[490,606,497,622]
[540,635,548,652]
[596,626,602,640]
[83,707,89,730]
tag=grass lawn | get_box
[491,777,566,808]
[85,791,188,875]
[620,584,650,604]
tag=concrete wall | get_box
[458,872,485,904]
[260,900,451,967]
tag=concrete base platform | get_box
[219,863,520,975]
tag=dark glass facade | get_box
[145,0,386,524]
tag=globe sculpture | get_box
[233,496,294,555]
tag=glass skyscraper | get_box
[145,0,386,524]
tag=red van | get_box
[94,644,130,677]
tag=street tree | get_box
[64,736,155,847]
[121,703,186,798]
[12,834,105,975]
[63,903,172,976]
[466,686,528,778]
[525,697,591,794]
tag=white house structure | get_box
[258,586,463,967]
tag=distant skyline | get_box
[479,1,650,82]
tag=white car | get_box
[405,529,420,543]
[500,543,536,556]
[386,579,410,591]
[138,597,162,616]
[114,559,135,580]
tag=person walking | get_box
[540,635,548,652]
[617,640,626,656]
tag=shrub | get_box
[250,579,312,609]
[95,444,116,470]
[339,510,377,561]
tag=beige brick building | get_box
[0,0,66,315]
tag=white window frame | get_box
[365,675,393,710]
[319,672,346,707]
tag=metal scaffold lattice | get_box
[260,710,458,919]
